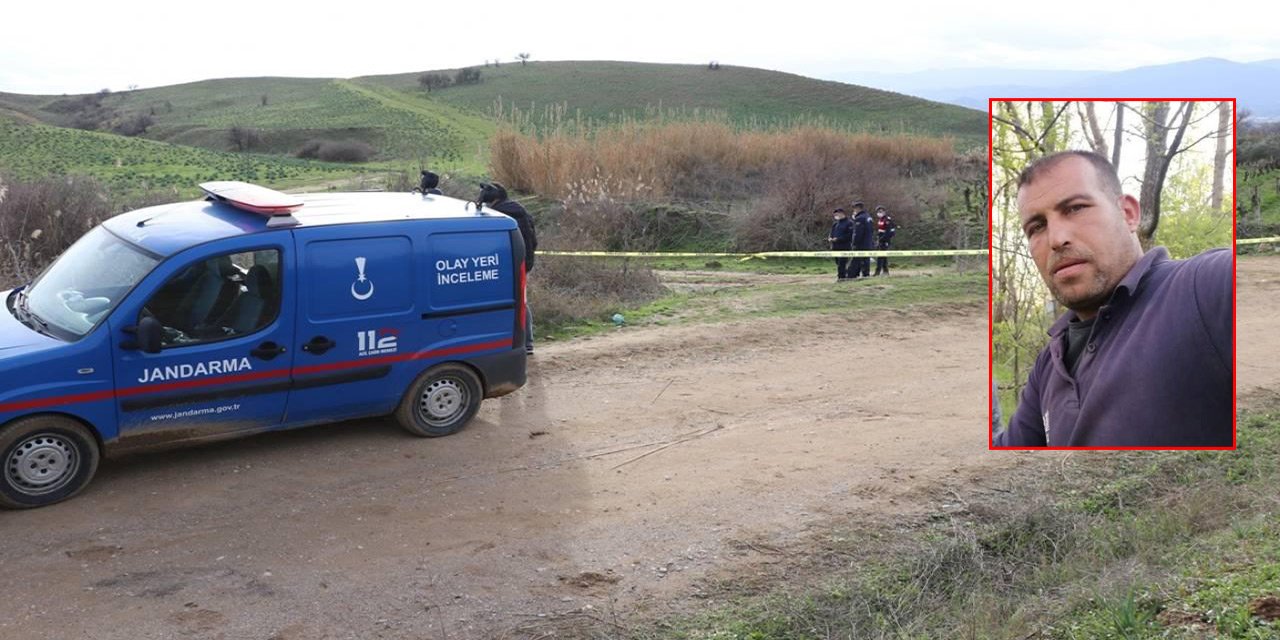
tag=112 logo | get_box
[357,329,399,356]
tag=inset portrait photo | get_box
[989,100,1235,449]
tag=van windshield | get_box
[22,227,159,340]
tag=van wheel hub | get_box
[420,379,467,423]
[7,435,77,494]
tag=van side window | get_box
[144,249,281,347]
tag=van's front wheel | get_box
[0,416,101,509]
[396,364,483,437]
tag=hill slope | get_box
[0,62,985,167]
[360,61,986,141]
[0,77,492,169]
[0,114,362,197]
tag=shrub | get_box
[228,126,264,152]
[529,256,664,332]
[490,122,954,205]
[417,72,451,92]
[548,198,725,252]
[295,139,376,163]
[454,67,482,85]
[111,113,154,137]
[0,174,181,287]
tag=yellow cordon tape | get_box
[748,249,990,259]
[539,249,990,262]
[1237,237,1280,246]
[539,251,747,258]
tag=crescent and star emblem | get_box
[352,256,375,301]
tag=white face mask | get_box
[877,212,885,218]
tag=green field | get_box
[1,77,489,167]
[0,115,363,198]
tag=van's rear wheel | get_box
[0,416,100,509]
[396,364,483,437]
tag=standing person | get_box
[851,201,874,279]
[873,205,897,276]
[418,170,443,195]
[828,208,854,281]
[479,182,538,355]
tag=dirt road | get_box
[0,260,1270,640]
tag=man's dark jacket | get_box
[491,199,538,272]
[996,247,1231,447]
[830,218,854,249]
[852,212,875,250]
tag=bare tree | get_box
[1211,101,1230,213]
[1111,104,1124,168]
[516,53,530,66]
[454,68,482,85]
[1079,102,1109,160]
[418,72,451,92]
[228,126,263,152]
[1137,102,1195,247]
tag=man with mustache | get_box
[995,151,1231,447]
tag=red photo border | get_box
[987,97,1237,451]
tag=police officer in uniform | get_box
[873,205,897,276]
[851,201,874,279]
[828,208,854,281]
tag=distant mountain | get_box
[858,58,1280,117]
[849,68,1104,95]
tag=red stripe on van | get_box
[0,338,513,414]
[0,388,118,413]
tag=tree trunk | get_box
[1139,103,1170,248]
[1138,102,1195,248]
[1111,105,1124,169]
[1081,102,1109,160]
[1211,101,1230,213]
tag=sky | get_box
[4,0,1279,95]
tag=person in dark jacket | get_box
[418,170,443,195]
[851,201,874,278]
[479,182,537,354]
[995,150,1230,447]
[828,208,854,281]
[873,205,897,276]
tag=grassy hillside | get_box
[0,61,985,199]
[360,61,987,142]
[0,62,985,168]
[0,114,362,197]
[0,77,491,169]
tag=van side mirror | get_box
[123,316,163,353]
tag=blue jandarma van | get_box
[0,182,527,508]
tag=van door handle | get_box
[303,336,335,355]
[250,341,287,360]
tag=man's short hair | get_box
[1017,150,1122,199]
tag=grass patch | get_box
[535,267,984,342]
[543,404,1280,640]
